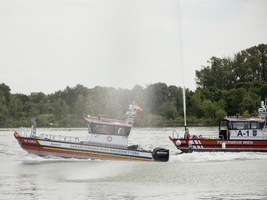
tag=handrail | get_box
[16,127,79,143]
[19,126,29,137]
[171,130,221,140]
[39,133,79,143]
[172,130,179,139]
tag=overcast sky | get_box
[1,0,267,95]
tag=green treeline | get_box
[1,43,267,127]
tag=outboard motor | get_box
[152,147,169,162]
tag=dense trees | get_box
[1,81,265,127]
[196,44,267,90]
[1,44,267,127]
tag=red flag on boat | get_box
[134,104,143,113]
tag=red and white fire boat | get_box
[14,103,169,162]
[169,102,267,153]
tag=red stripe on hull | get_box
[17,138,153,161]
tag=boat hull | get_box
[169,137,267,153]
[15,133,156,161]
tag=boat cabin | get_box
[84,117,133,148]
[219,116,266,140]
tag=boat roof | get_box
[224,116,265,122]
[85,116,133,127]
[224,106,267,122]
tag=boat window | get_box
[228,122,233,130]
[116,126,131,136]
[219,120,228,130]
[90,124,113,134]
[231,122,248,129]
[231,121,262,130]
[232,122,244,129]
[89,123,131,136]
[251,122,259,129]
[243,122,250,129]
[259,122,265,129]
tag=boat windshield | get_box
[88,123,131,136]
[230,121,264,130]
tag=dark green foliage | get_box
[196,44,267,90]
[0,83,11,103]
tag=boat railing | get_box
[17,127,80,143]
[172,130,179,139]
[19,126,30,137]
[172,130,221,140]
[38,133,79,143]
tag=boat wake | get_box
[169,151,267,163]
[19,153,97,164]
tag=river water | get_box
[1,126,267,199]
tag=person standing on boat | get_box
[184,128,191,139]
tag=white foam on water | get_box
[17,153,133,181]
[61,160,136,181]
[169,151,267,163]
[19,153,95,164]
